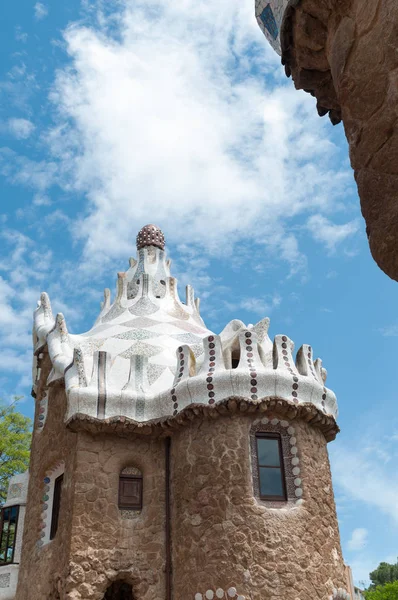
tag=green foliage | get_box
[0,399,32,504]
[370,561,398,588]
[364,581,398,600]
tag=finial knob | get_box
[136,224,165,251]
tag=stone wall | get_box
[281,0,398,280]
[171,412,346,599]
[16,370,77,600]
[16,369,345,600]
[65,431,166,600]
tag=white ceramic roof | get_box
[255,0,289,54]
[32,225,338,422]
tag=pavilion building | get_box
[0,225,350,600]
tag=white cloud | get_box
[307,214,359,251]
[34,2,48,20]
[0,230,54,392]
[239,294,281,315]
[33,193,52,206]
[35,0,351,275]
[347,528,368,551]
[8,118,35,139]
[379,325,398,337]
[330,442,398,527]
[15,27,28,43]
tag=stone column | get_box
[282,0,398,280]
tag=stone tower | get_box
[255,0,398,282]
[2,225,349,600]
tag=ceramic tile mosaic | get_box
[0,574,10,588]
[255,0,290,54]
[33,225,339,424]
[172,333,203,344]
[113,329,157,341]
[119,341,163,359]
[147,363,167,385]
[194,587,246,599]
[7,484,22,500]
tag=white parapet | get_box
[32,225,339,426]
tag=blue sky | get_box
[1,0,397,587]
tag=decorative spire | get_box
[136,224,165,251]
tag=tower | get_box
[2,225,349,600]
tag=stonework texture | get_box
[16,355,77,600]
[281,0,398,280]
[17,353,345,600]
[171,413,346,600]
[64,430,166,600]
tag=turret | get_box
[8,225,350,600]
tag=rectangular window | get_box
[0,505,19,565]
[256,433,286,501]
[119,475,143,510]
[50,474,64,540]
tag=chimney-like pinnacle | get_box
[136,224,165,251]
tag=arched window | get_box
[118,467,142,511]
[104,581,133,600]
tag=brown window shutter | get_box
[50,474,64,540]
[118,475,142,510]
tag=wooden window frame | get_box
[0,505,19,565]
[255,432,287,501]
[118,474,143,511]
[50,473,64,540]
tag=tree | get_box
[370,560,398,589]
[0,399,32,504]
[364,581,398,600]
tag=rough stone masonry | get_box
[278,0,398,280]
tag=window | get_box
[50,474,63,540]
[231,356,240,369]
[119,471,142,511]
[0,506,19,565]
[256,433,286,501]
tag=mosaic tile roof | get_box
[255,0,290,54]
[32,225,338,423]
